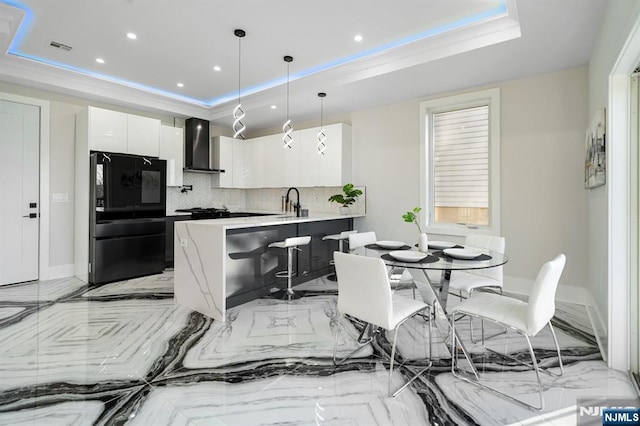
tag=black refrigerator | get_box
[89,152,167,285]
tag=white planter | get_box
[418,233,429,252]
[339,206,350,215]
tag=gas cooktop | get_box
[174,207,230,219]
[174,208,276,219]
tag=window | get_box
[420,88,500,236]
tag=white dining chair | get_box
[450,253,566,410]
[449,235,506,341]
[323,230,358,281]
[448,234,506,300]
[333,252,432,397]
[323,230,358,259]
[347,231,377,255]
[348,231,414,294]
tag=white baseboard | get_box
[46,264,74,280]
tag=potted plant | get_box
[402,207,428,251]
[328,183,362,214]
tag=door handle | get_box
[22,213,38,218]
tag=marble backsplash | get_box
[167,172,366,216]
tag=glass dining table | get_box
[363,242,509,377]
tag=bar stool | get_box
[268,236,311,300]
[322,230,358,281]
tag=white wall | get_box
[351,67,589,294]
[587,0,640,365]
[500,68,588,290]
[49,102,82,271]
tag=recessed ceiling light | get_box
[213,65,221,72]
[95,58,105,64]
[270,105,277,109]
[177,83,184,88]
[126,32,137,40]
[354,34,363,42]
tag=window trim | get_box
[419,88,501,237]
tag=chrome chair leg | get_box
[451,314,561,411]
[334,309,432,397]
[480,322,564,379]
[389,310,432,397]
[469,287,507,344]
[388,325,399,397]
[333,320,374,365]
[547,322,565,376]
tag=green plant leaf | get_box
[402,207,423,232]
[329,183,361,207]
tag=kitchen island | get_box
[174,213,361,321]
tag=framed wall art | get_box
[585,108,606,189]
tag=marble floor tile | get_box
[0,272,636,425]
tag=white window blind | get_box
[432,105,489,208]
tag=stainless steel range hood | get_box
[184,117,225,173]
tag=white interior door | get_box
[0,100,40,285]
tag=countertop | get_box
[178,212,363,230]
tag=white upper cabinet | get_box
[159,126,184,187]
[127,114,160,156]
[299,128,321,187]
[87,107,128,153]
[209,123,351,189]
[212,136,234,187]
[82,106,160,157]
[281,131,302,188]
[232,139,249,188]
[318,123,351,187]
[247,137,265,188]
[263,134,285,188]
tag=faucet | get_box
[285,187,301,217]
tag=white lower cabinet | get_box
[210,123,351,189]
[159,126,184,187]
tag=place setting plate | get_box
[386,250,435,263]
[428,240,458,250]
[442,248,488,260]
[367,241,412,250]
[376,240,406,249]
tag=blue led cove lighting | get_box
[2,0,508,108]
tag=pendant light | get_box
[282,55,294,148]
[317,92,327,155]
[232,29,246,140]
